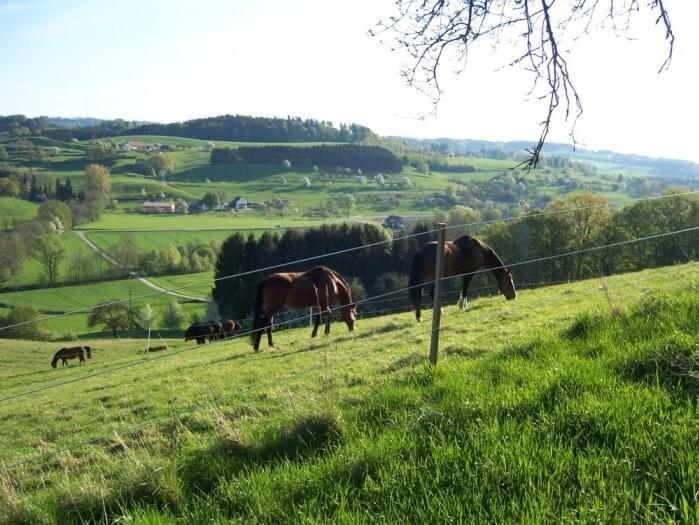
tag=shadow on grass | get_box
[180,412,343,494]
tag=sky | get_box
[1,0,697,161]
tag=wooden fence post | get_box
[429,223,446,366]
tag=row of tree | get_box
[212,190,698,318]
[211,145,403,172]
[13,114,374,143]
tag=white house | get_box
[231,196,248,210]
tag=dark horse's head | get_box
[498,269,517,300]
[83,346,92,359]
[342,303,358,331]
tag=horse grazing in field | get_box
[220,319,242,339]
[51,346,92,368]
[251,266,357,352]
[185,321,217,345]
[185,319,242,344]
[409,235,516,322]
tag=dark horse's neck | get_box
[481,242,507,278]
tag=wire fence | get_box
[1,189,696,333]
[1,260,692,472]
[1,223,696,405]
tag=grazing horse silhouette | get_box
[184,321,217,345]
[409,235,516,321]
[251,266,357,352]
[51,346,92,368]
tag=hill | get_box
[0,262,696,523]
[395,136,699,179]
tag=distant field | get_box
[85,230,238,252]
[0,278,156,313]
[150,272,214,297]
[78,211,331,230]
[7,232,97,288]
[111,135,341,148]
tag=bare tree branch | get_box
[372,0,674,171]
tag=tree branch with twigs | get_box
[371,0,674,170]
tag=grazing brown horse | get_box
[251,266,357,352]
[409,235,516,321]
[51,346,92,368]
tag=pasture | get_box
[0,262,696,523]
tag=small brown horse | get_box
[409,235,516,321]
[251,266,357,352]
[51,346,92,368]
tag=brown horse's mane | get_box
[325,267,353,305]
[455,235,507,275]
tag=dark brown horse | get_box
[251,266,357,352]
[51,346,92,368]
[409,235,516,321]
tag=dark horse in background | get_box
[51,346,92,368]
[185,319,241,345]
[409,235,517,321]
[251,265,357,352]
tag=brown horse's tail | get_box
[51,352,60,368]
[408,251,423,310]
[250,280,266,345]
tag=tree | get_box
[33,234,65,286]
[374,1,674,168]
[85,141,117,164]
[88,302,130,336]
[37,200,73,230]
[418,162,430,175]
[301,176,311,188]
[137,303,156,331]
[201,192,219,210]
[0,305,48,340]
[282,159,292,169]
[85,163,112,194]
[84,163,112,221]
[0,144,8,160]
[108,235,139,277]
[162,302,185,330]
[146,152,174,177]
[0,233,25,285]
[0,178,20,197]
[340,194,356,217]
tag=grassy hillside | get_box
[0,262,696,523]
[0,197,38,224]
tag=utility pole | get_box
[429,223,446,366]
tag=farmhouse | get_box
[231,196,248,210]
[383,215,406,229]
[141,201,175,214]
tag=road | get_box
[72,231,208,303]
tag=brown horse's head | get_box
[343,303,357,331]
[498,270,517,300]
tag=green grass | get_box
[149,272,214,297]
[78,211,333,230]
[0,262,696,523]
[85,230,239,252]
[0,197,38,224]
[6,232,97,289]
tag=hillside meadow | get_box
[0,262,696,523]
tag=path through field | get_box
[72,231,207,303]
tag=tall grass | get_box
[1,274,697,523]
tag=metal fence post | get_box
[429,223,446,366]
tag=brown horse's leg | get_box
[61,358,67,366]
[266,314,274,347]
[311,309,321,338]
[458,274,474,309]
[324,307,332,335]
[79,353,85,363]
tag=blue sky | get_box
[1,0,697,162]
